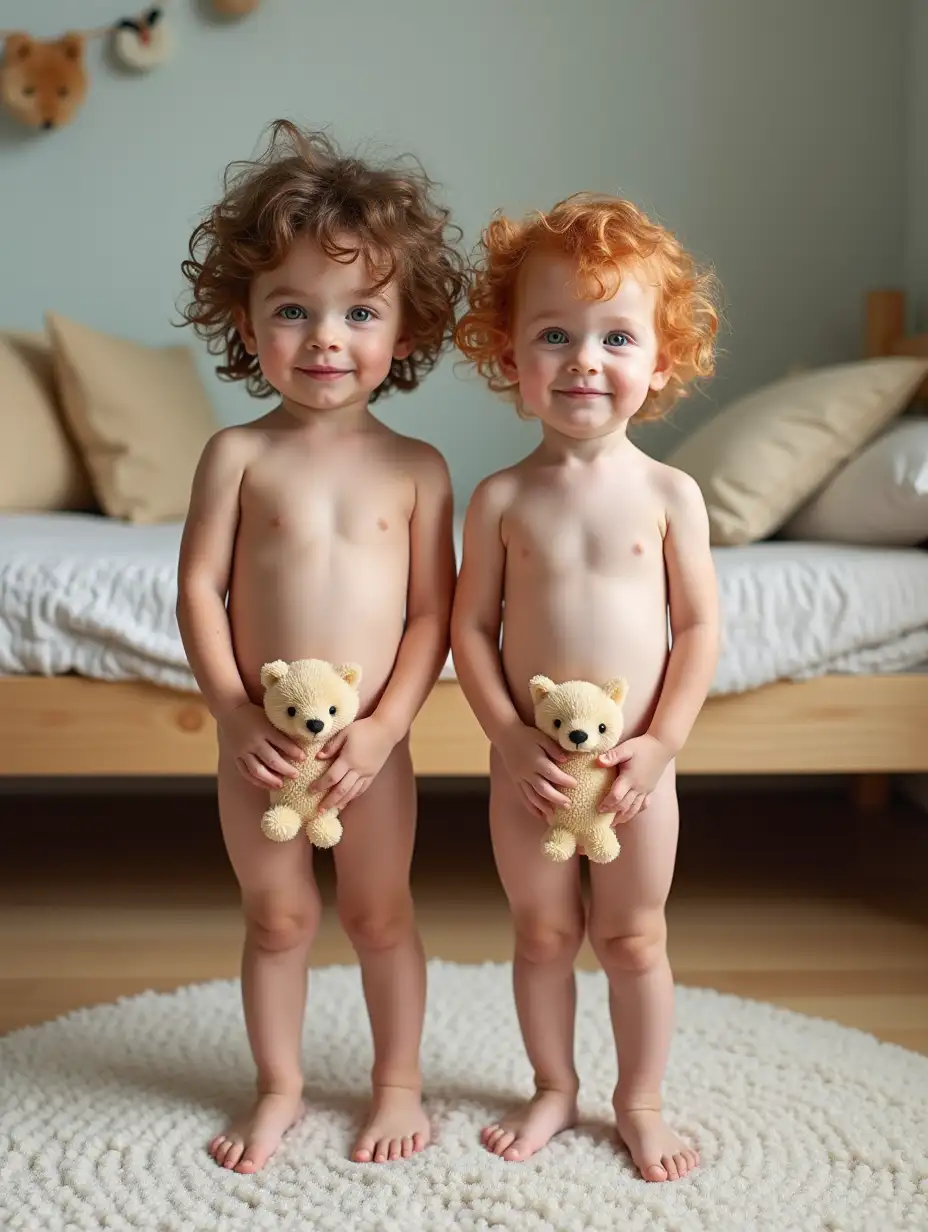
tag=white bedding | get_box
[1,513,927,697]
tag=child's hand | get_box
[219,701,305,790]
[315,716,397,811]
[497,723,577,821]
[598,734,673,822]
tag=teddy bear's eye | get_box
[599,723,607,733]
[329,706,337,715]
[553,719,561,729]
[287,706,296,717]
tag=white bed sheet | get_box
[1,513,927,697]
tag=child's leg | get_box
[331,736,429,1164]
[587,765,698,1183]
[209,744,320,1174]
[482,748,586,1162]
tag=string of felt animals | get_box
[0,1,261,131]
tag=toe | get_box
[352,1138,374,1163]
[401,1136,414,1158]
[388,1138,402,1161]
[412,1132,427,1154]
[688,1148,700,1170]
[223,1141,245,1170]
[492,1130,515,1157]
[481,1124,499,1144]
[662,1154,680,1181]
[673,1151,689,1178]
[374,1137,391,1163]
[643,1162,668,1182]
[234,1156,258,1174]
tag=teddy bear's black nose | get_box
[568,729,588,745]
[306,718,324,734]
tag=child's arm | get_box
[599,469,718,820]
[177,430,305,790]
[316,446,457,810]
[451,476,575,821]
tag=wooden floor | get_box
[2,780,927,1054]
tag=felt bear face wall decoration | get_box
[0,32,88,130]
[212,0,261,16]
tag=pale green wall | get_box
[0,0,907,504]
[907,0,928,325]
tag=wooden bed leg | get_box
[850,773,891,815]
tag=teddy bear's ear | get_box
[333,662,363,690]
[3,34,33,62]
[59,33,85,62]
[602,677,629,705]
[529,675,555,704]
[260,660,290,689]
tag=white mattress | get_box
[1,513,927,697]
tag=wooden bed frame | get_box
[1,289,926,793]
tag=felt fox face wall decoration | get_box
[0,32,88,130]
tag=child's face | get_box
[237,234,411,414]
[503,250,671,437]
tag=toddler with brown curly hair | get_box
[176,120,466,1174]
[451,195,720,1182]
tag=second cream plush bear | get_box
[529,674,629,864]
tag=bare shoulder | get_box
[468,464,522,523]
[196,421,267,477]
[647,457,708,522]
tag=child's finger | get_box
[521,782,552,819]
[260,745,300,779]
[241,754,282,790]
[315,759,348,796]
[599,744,634,768]
[321,769,360,810]
[541,761,577,791]
[533,778,571,810]
[317,731,348,761]
[267,730,306,761]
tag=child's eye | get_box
[599,723,607,733]
[541,328,568,345]
[605,331,630,347]
[348,307,374,323]
[277,305,306,321]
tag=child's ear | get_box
[649,350,673,392]
[234,305,257,355]
[392,335,414,361]
[499,346,518,382]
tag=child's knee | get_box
[244,895,319,953]
[591,916,667,974]
[339,896,415,953]
[514,915,584,966]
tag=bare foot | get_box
[615,1106,699,1182]
[482,1087,578,1162]
[208,1090,305,1174]
[352,1084,430,1163]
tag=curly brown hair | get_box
[180,119,467,401]
[455,194,719,421]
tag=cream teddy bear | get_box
[529,674,629,864]
[260,658,362,847]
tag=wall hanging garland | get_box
[0,1,262,132]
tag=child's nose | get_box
[569,729,588,745]
[306,718,325,734]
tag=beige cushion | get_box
[46,312,217,523]
[782,417,928,546]
[666,358,928,545]
[0,332,95,512]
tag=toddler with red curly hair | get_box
[452,194,720,1182]
[176,120,465,1174]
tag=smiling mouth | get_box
[556,388,607,398]
[298,367,351,380]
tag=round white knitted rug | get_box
[1,961,926,1232]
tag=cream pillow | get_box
[782,418,928,546]
[0,332,94,512]
[666,358,928,545]
[46,312,218,523]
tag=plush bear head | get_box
[529,675,629,755]
[261,658,363,747]
[0,33,88,131]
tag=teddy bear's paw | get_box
[307,808,343,849]
[261,805,303,843]
[584,826,621,864]
[542,827,578,862]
